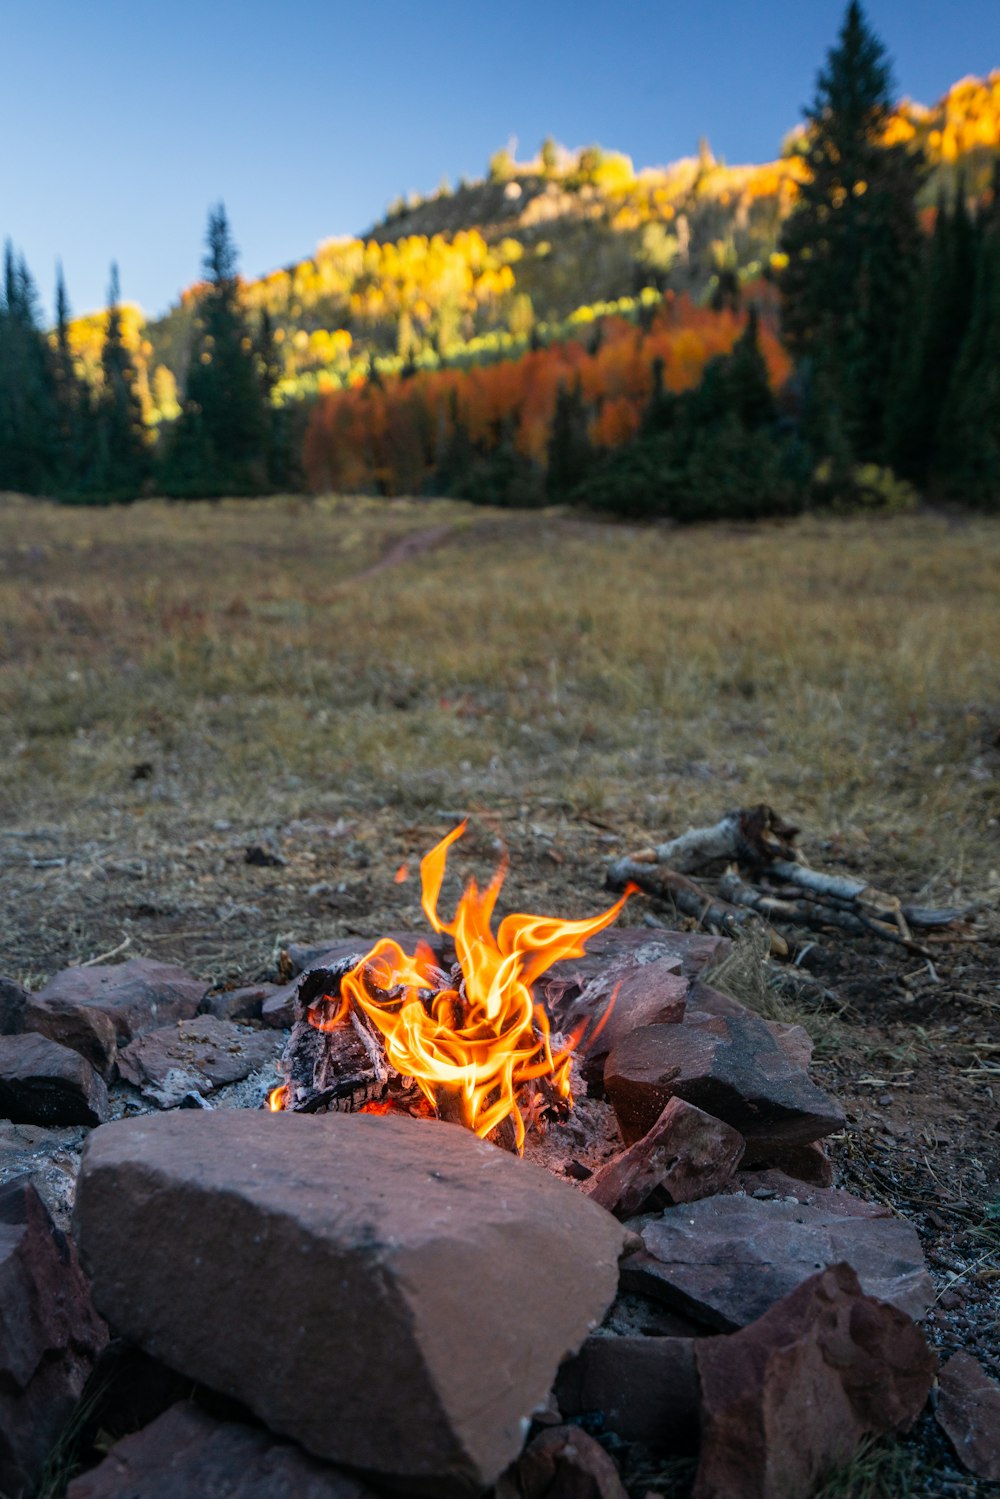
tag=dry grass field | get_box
[2,491,999,1492]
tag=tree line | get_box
[0,207,295,502]
[1,2,999,514]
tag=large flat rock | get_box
[74,1110,628,1495]
[66,1401,377,1499]
[936,1351,1000,1481]
[621,1191,933,1330]
[0,1176,107,1499]
[27,959,206,1077]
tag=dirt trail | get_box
[355,524,455,581]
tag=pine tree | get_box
[0,243,57,493]
[546,381,593,500]
[51,264,91,496]
[937,169,1000,504]
[779,1,924,459]
[884,182,977,482]
[160,204,266,496]
[92,263,149,501]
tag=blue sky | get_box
[3,0,998,320]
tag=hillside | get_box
[65,71,1000,427]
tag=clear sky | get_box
[3,0,998,321]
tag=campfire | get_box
[269,822,632,1151]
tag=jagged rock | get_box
[198,984,279,1023]
[585,1097,744,1216]
[117,1017,282,1108]
[0,1032,108,1127]
[514,1425,628,1499]
[936,1351,1000,1481]
[0,1176,108,1499]
[26,959,206,1077]
[604,1013,844,1157]
[66,1401,378,1499]
[74,1110,628,1496]
[746,1141,835,1187]
[692,1263,935,1499]
[620,1191,933,1330]
[555,1333,699,1447]
[0,977,28,1035]
[260,979,301,1029]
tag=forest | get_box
[1,7,999,518]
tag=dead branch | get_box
[607,856,788,956]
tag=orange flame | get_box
[301,822,631,1152]
[268,1084,289,1112]
[393,862,410,884]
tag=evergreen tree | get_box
[51,263,91,495]
[0,243,57,493]
[160,204,266,496]
[937,169,1000,504]
[884,182,977,482]
[546,381,592,500]
[92,263,149,501]
[779,1,923,459]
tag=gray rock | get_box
[66,1401,378,1499]
[74,1109,628,1495]
[0,1176,108,1499]
[0,1032,108,1127]
[116,1017,282,1108]
[621,1191,933,1330]
[0,1121,87,1230]
[283,932,445,978]
[198,984,279,1023]
[27,959,206,1076]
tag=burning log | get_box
[272,823,633,1152]
[608,804,971,955]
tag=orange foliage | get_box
[303,296,791,495]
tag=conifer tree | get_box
[779,1,923,459]
[884,182,977,482]
[937,169,1000,504]
[160,204,266,496]
[51,263,90,495]
[546,381,592,500]
[93,263,149,501]
[0,243,57,493]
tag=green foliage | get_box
[779,1,924,459]
[0,243,58,494]
[547,381,593,500]
[159,205,271,497]
[90,264,150,502]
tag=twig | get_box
[79,936,132,968]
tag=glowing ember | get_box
[269,822,632,1151]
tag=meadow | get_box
[3,492,998,1490]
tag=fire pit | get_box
[269,822,632,1152]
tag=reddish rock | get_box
[66,1401,377,1499]
[558,957,688,1059]
[555,1334,699,1447]
[936,1351,1000,1481]
[74,1110,628,1495]
[260,979,301,1029]
[621,1192,932,1330]
[0,1176,108,1499]
[26,959,206,1076]
[557,926,729,981]
[0,1032,108,1127]
[198,984,279,1023]
[692,1263,935,1499]
[604,1014,844,1156]
[0,977,28,1035]
[723,1171,890,1214]
[515,1425,628,1499]
[585,1098,744,1216]
[117,1017,281,1108]
[748,1141,834,1187]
